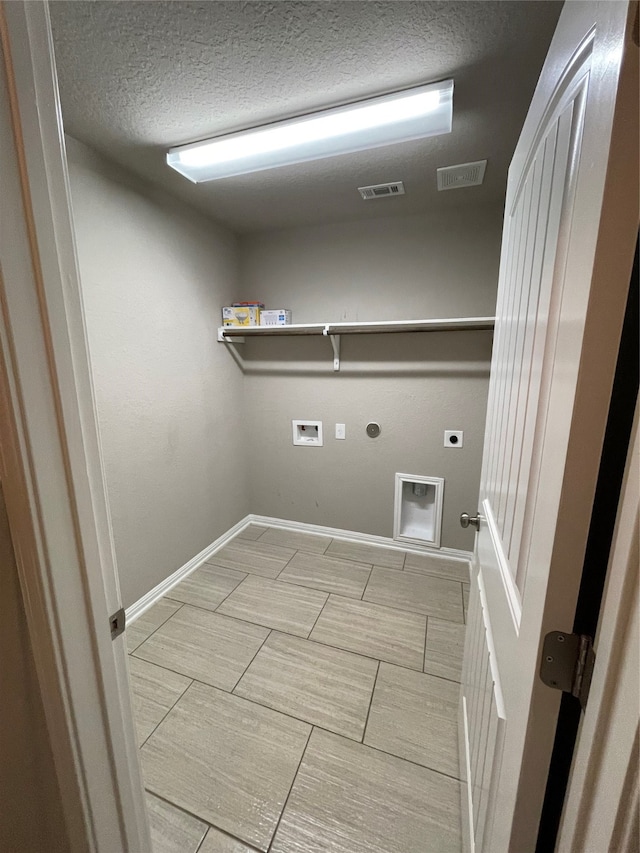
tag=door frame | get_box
[557,401,639,852]
[0,2,150,850]
[536,242,639,850]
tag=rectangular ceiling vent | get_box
[358,181,405,200]
[437,160,487,191]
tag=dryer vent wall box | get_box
[292,420,323,446]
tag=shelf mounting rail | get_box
[218,316,495,371]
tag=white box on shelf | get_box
[260,309,292,326]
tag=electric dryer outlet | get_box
[444,430,464,448]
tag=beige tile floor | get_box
[129,526,470,853]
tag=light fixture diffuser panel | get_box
[167,80,453,183]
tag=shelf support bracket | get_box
[323,325,340,371]
[218,329,245,344]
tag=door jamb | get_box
[0,2,150,849]
[557,398,639,851]
[535,240,639,851]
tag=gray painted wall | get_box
[68,141,501,604]
[0,483,70,853]
[67,139,247,607]
[240,212,501,322]
[239,211,501,550]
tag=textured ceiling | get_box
[50,1,562,234]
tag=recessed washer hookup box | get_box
[260,309,292,326]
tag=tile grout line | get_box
[230,628,273,693]
[274,572,371,603]
[266,725,314,853]
[133,594,462,684]
[144,788,212,829]
[130,631,462,707]
[164,673,372,746]
[174,594,327,640]
[198,822,260,853]
[208,569,465,623]
[359,564,374,601]
[149,785,279,853]
[141,675,457,823]
[236,529,469,574]
[209,537,467,600]
[193,829,207,853]
[359,659,380,744]
[203,571,249,612]
[295,630,425,675]
[423,614,429,673]
[138,676,194,750]
[127,601,185,654]
[314,589,466,624]
[303,589,333,639]
[273,545,301,579]
[166,570,249,615]
[325,542,408,571]
[322,726,465,783]
[251,525,268,541]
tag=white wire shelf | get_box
[217,316,495,370]
[218,316,495,339]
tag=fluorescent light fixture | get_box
[167,79,453,183]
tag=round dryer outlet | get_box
[366,422,381,438]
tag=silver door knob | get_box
[460,513,480,530]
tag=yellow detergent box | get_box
[222,306,261,326]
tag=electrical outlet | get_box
[335,423,346,439]
[444,430,464,448]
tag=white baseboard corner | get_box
[126,514,472,626]
[126,514,253,625]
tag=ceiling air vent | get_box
[437,160,487,191]
[358,181,405,200]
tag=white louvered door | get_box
[459,3,637,852]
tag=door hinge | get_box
[539,631,595,710]
[110,607,126,641]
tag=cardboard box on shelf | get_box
[260,309,292,326]
[222,306,261,326]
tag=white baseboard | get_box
[126,514,472,625]
[249,514,473,563]
[461,695,476,853]
[126,515,253,625]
